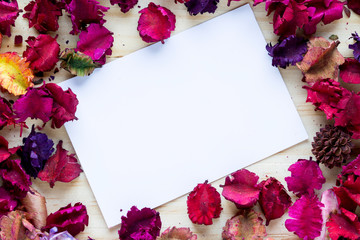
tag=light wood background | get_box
[0,0,359,239]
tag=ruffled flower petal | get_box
[23,0,64,33]
[38,140,82,188]
[23,34,60,72]
[220,169,261,208]
[75,23,113,65]
[342,154,360,177]
[303,79,352,120]
[334,92,360,139]
[339,58,360,84]
[258,177,292,225]
[0,187,17,217]
[222,210,267,240]
[110,0,138,13]
[285,194,324,239]
[0,97,16,129]
[332,186,358,212]
[43,202,89,237]
[327,208,360,240]
[59,49,100,76]
[0,159,32,199]
[19,125,54,178]
[13,86,53,123]
[0,52,34,96]
[317,189,340,240]
[266,35,308,69]
[285,158,326,197]
[45,83,79,129]
[0,0,20,37]
[158,227,197,240]
[185,0,219,16]
[297,37,345,84]
[0,136,11,162]
[137,3,176,43]
[64,0,109,35]
[118,206,161,240]
[187,181,222,225]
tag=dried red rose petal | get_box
[23,34,60,73]
[185,0,219,16]
[75,23,114,65]
[342,154,360,177]
[0,97,16,129]
[45,83,79,129]
[0,136,11,163]
[297,37,345,84]
[0,187,17,217]
[43,202,89,236]
[347,0,360,15]
[339,58,360,84]
[285,158,326,197]
[187,181,222,225]
[303,79,351,120]
[23,0,64,33]
[158,227,197,240]
[327,208,360,240]
[118,206,161,240]
[0,0,20,37]
[65,0,109,35]
[110,0,138,13]
[0,159,32,199]
[333,186,358,212]
[13,86,53,123]
[38,141,82,188]
[137,3,176,43]
[258,177,292,225]
[334,92,360,139]
[220,169,261,208]
[285,194,324,239]
[222,209,267,240]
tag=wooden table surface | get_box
[1,0,360,239]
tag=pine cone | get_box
[312,125,353,168]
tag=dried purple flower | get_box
[20,126,54,178]
[349,32,360,62]
[185,0,219,16]
[266,35,308,69]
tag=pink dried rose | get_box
[23,34,60,72]
[64,0,109,35]
[340,58,360,84]
[118,206,161,240]
[303,0,345,35]
[75,23,114,65]
[285,158,326,197]
[285,194,324,239]
[13,86,53,123]
[43,202,89,237]
[187,181,222,225]
[23,0,64,33]
[0,187,17,217]
[303,79,351,120]
[297,37,345,84]
[0,0,20,37]
[347,0,360,15]
[45,83,79,129]
[157,227,197,240]
[0,159,32,199]
[327,208,360,240]
[38,140,82,188]
[334,92,360,139]
[137,2,176,43]
[222,209,267,240]
[220,169,261,209]
[110,0,138,13]
[258,177,292,225]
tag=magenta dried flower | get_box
[0,97,15,129]
[285,194,324,239]
[43,202,89,237]
[110,0,138,13]
[285,158,326,197]
[266,35,308,69]
[20,125,54,178]
[185,0,219,16]
[0,187,17,217]
[118,206,161,240]
[0,0,20,37]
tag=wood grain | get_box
[0,0,359,239]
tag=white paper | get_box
[61,4,308,228]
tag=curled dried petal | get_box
[157,227,197,240]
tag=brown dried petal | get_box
[20,187,47,229]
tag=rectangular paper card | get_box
[61,4,308,228]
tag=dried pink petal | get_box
[158,227,197,240]
[327,208,360,240]
[0,0,20,37]
[0,187,17,217]
[110,0,138,13]
[339,58,360,84]
[317,189,340,240]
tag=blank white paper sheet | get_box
[61,4,308,228]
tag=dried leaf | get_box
[297,37,345,84]
[0,52,34,96]
[59,49,100,76]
